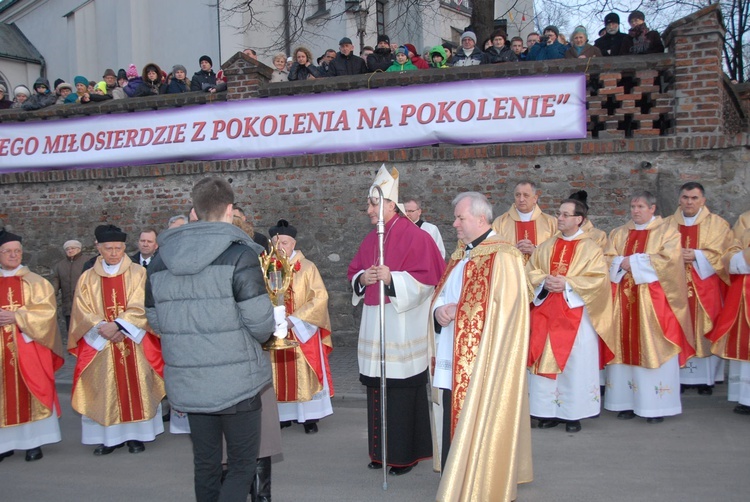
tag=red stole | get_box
[1,276,62,425]
[708,275,750,361]
[618,229,649,365]
[679,224,723,339]
[528,239,583,378]
[450,252,496,439]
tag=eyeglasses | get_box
[554,211,579,218]
[0,249,22,256]
[405,209,420,213]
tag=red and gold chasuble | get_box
[618,229,650,365]
[449,252,496,439]
[0,276,62,427]
[679,224,724,350]
[709,237,750,362]
[73,275,149,423]
[1,277,32,426]
[528,239,584,379]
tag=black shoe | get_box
[0,451,14,462]
[733,404,750,415]
[303,422,318,434]
[25,447,43,462]
[537,419,560,429]
[389,465,413,476]
[280,420,292,429]
[617,410,636,420]
[565,421,582,433]
[367,461,383,470]
[93,443,124,456]
[697,385,713,396]
[126,440,145,453]
[646,417,664,424]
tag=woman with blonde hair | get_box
[270,52,290,83]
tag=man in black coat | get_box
[367,34,395,72]
[327,37,367,76]
[594,12,629,57]
[130,228,159,268]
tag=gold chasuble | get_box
[491,204,557,263]
[271,251,334,402]
[527,233,614,377]
[606,218,694,369]
[68,256,165,426]
[0,268,63,428]
[581,219,609,251]
[431,236,533,502]
[710,228,750,362]
[664,207,732,357]
[734,210,750,236]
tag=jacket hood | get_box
[429,45,447,60]
[33,77,51,93]
[157,221,261,275]
[142,63,163,84]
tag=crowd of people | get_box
[0,169,748,500]
[0,10,664,113]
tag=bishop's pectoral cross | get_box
[2,287,20,335]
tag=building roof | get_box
[0,22,43,64]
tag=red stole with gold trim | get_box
[528,239,584,379]
[679,224,723,340]
[619,229,649,365]
[450,252,496,439]
[1,276,32,425]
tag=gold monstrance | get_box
[259,243,300,350]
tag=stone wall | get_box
[1,4,748,345]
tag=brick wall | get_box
[1,4,748,345]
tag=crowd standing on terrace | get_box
[0,11,664,112]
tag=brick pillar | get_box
[662,4,726,136]
[221,52,273,101]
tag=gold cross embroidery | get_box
[106,289,123,320]
[553,246,569,275]
[2,287,21,334]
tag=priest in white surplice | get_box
[526,199,615,433]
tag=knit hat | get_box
[172,64,187,75]
[95,81,107,94]
[94,225,127,243]
[53,78,64,90]
[268,220,297,239]
[404,43,418,56]
[199,55,213,66]
[0,84,6,93]
[56,82,73,93]
[628,11,645,22]
[13,85,30,98]
[126,64,138,79]
[572,26,588,38]
[396,46,409,56]
[377,34,390,45]
[604,12,620,25]
[103,68,116,78]
[74,75,88,87]
[460,31,477,43]
[117,68,127,81]
[63,240,82,250]
[543,25,560,37]
[0,229,21,247]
